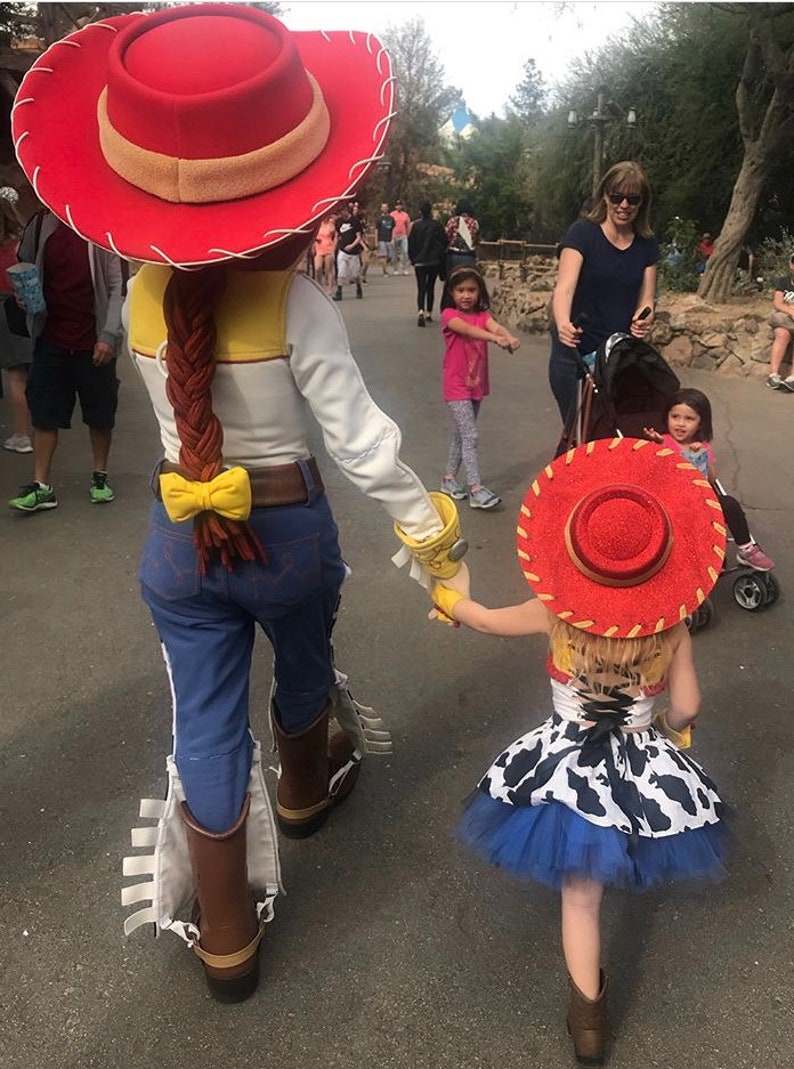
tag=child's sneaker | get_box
[469,486,501,510]
[440,476,467,500]
[3,433,33,453]
[736,543,775,571]
[9,482,57,512]
[90,471,115,503]
[766,373,781,389]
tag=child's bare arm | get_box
[666,625,701,729]
[435,586,552,637]
[485,316,521,351]
[446,314,508,345]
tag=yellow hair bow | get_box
[159,467,252,523]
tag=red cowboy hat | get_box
[12,4,394,267]
[516,438,726,638]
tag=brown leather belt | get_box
[157,456,324,509]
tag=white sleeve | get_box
[286,275,440,539]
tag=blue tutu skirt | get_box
[458,790,729,891]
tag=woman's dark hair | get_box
[444,266,490,312]
[662,388,713,441]
[419,200,432,219]
[163,265,267,573]
[585,160,653,238]
[455,198,475,217]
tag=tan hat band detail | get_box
[97,74,330,204]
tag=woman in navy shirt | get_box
[550,160,659,423]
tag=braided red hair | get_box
[163,265,266,573]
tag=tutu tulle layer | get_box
[459,790,729,890]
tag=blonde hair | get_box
[549,617,674,693]
[585,160,653,238]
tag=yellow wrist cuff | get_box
[432,585,465,620]
[394,492,466,579]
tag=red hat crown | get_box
[565,485,673,588]
[100,5,330,204]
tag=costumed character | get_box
[432,437,730,1066]
[12,4,467,1003]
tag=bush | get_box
[658,217,700,293]
[756,229,794,289]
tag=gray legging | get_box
[446,399,482,487]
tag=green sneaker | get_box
[90,471,115,503]
[9,482,58,512]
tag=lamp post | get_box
[568,90,637,199]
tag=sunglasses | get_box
[608,192,642,206]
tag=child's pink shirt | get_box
[441,308,491,401]
[661,432,714,478]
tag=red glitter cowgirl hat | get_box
[11,4,395,268]
[515,438,727,638]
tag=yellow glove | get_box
[159,467,252,523]
[653,708,692,749]
[394,492,467,580]
[431,583,465,626]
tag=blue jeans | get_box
[139,496,347,831]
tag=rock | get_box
[661,335,692,365]
[744,319,760,334]
[717,353,746,376]
[700,331,727,348]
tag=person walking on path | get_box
[439,267,520,510]
[390,199,411,274]
[644,387,775,571]
[376,201,396,274]
[550,160,658,424]
[0,187,33,454]
[11,2,470,1003]
[313,212,337,295]
[333,202,365,300]
[8,209,124,512]
[408,200,446,326]
[444,197,479,278]
[765,253,794,390]
[432,436,729,1068]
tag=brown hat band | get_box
[97,73,330,205]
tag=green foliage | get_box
[381,18,461,209]
[507,58,546,125]
[447,115,535,240]
[757,229,794,286]
[658,216,700,293]
[0,2,35,43]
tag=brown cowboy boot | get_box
[273,702,361,839]
[567,970,608,1067]
[180,795,262,1003]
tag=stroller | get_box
[554,332,780,629]
[555,331,679,454]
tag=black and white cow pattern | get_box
[479,683,724,838]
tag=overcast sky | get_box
[281,1,661,117]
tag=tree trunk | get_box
[697,148,765,302]
[698,15,793,303]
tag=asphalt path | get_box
[1,272,792,1069]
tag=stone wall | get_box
[483,260,775,379]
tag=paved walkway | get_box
[1,272,791,1069]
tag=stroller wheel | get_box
[686,597,713,633]
[732,572,770,612]
[760,572,781,607]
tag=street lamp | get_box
[568,90,637,199]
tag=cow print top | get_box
[478,668,724,839]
